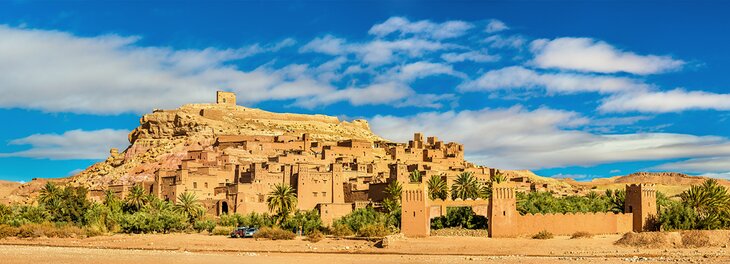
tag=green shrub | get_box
[211,226,234,236]
[357,223,390,238]
[305,229,324,242]
[218,213,275,228]
[532,230,554,239]
[0,224,19,239]
[118,210,187,234]
[254,227,295,240]
[431,207,487,230]
[283,210,323,235]
[194,219,216,233]
[329,222,354,237]
[333,207,394,236]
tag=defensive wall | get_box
[401,183,657,238]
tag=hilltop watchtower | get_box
[625,184,658,232]
[216,91,236,106]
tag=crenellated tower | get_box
[401,183,430,237]
[624,184,658,232]
[488,182,517,238]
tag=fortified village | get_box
[74,91,656,237]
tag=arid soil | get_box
[1,233,728,263]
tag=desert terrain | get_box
[1,233,729,264]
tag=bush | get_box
[357,223,390,238]
[329,222,354,237]
[118,210,188,234]
[570,231,593,239]
[615,232,669,248]
[193,219,216,233]
[17,223,54,238]
[211,226,234,236]
[681,230,710,248]
[431,207,487,230]
[305,229,324,242]
[254,227,295,240]
[49,224,85,238]
[532,230,553,239]
[0,225,19,239]
[283,210,323,235]
[333,207,394,236]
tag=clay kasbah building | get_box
[91,91,657,237]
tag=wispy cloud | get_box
[599,89,730,113]
[529,37,685,75]
[0,129,130,160]
[460,66,651,95]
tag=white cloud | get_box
[299,35,347,55]
[0,129,130,160]
[485,19,509,33]
[654,156,730,174]
[441,51,499,63]
[484,35,526,49]
[0,25,338,114]
[369,107,730,170]
[368,16,473,39]
[530,37,685,75]
[460,66,651,95]
[599,89,730,113]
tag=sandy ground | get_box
[1,233,728,263]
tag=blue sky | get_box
[1,1,730,182]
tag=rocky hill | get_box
[68,102,383,189]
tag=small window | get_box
[205,182,208,188]
[313,192,318,197]
[193,182,197,188]
[503,211,506,216]
[322,192,327,197]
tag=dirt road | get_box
[1,233,728,263]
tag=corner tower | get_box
[624,184,658,232]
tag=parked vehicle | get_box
[243,227,257,238]
[230,227,248,238]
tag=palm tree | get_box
[605,189,625,213]
[383,180,403,214]
[175,192,204,223]
[451,172,481,200]
[125,185,148,212]
[427,175,448,200]
[38,182,61,205]
[266,183,297,225]
[409,170,423,183]
[680,179,730,229]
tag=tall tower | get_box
[624,184,658,232]
[488,182,517,238]
[401,183,430,237]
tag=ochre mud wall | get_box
[489,211,633,238]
